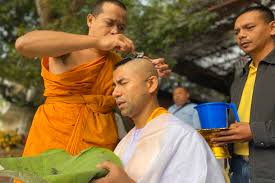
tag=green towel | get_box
[0,147,122,183]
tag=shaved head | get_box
[114,58,158,79]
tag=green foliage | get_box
[125,0,217,62]
[0,0,41,104]
[0,0,38,42]
[44,0,89,34]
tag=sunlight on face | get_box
[88,2,127,37]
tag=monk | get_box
[15,0,170,158]
[92,58,225,183]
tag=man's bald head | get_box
[114,58,158,80]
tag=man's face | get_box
[234,11,274,54]
[87,2,127,37]
[173,87,189,107]
[112,65,149,118]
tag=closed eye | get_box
[246,25,255,30]
[118,24,125,32]
[105,20,114,27]
[116,78,129,86]
[118,81,128,85]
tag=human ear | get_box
[87,14,95,27]
[269,20,275,36]
[147,76,159,94]
[187,92,190,99]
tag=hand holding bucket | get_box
[194,102,240,159]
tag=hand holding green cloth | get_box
[0,147,122,183]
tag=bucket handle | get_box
[227,103,240,122]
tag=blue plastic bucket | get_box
[194,102,240,129]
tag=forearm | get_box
[251,120,275,147]
[15,30,98,58]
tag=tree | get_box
[0,0,42,106]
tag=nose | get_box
[112,86,121,98]
[110,26,120,35]
[237,29,247,40]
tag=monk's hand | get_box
[150,58,171,78]
[91,161,135,183]
[211,122,252,146]
[96,34,135,53]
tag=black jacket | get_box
[230,49,275,183]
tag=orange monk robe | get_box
[23,52,121,157]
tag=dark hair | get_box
[91,0,127,16]
[234,5,274,24]
[114,52,145,70]
[173,86,189,93]
[114,57,133,70]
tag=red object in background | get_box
[0,176,12,183]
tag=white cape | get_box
[115,113,225,183]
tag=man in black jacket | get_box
[212,6,275,183]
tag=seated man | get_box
[93,58,225,183]
[168,86,201,129]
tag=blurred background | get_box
[0,0,274,158]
